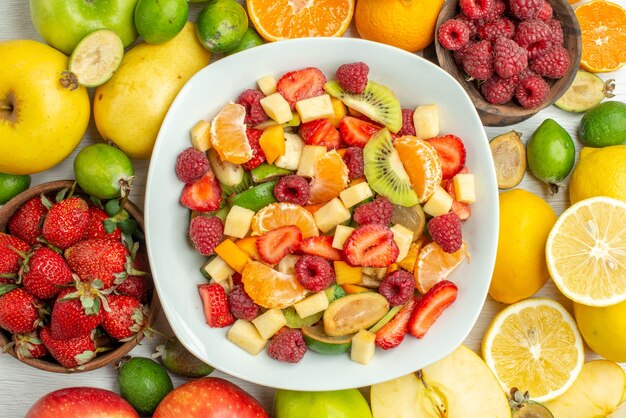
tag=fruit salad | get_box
[175,63,475,365]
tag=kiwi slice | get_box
[363,129,419,207]
[283,306,323,329]
[324,80,402,133]
[221,170,252,198]
[61,29,124,89]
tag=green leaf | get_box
[55,188,69,202]
[91,279,104,289]
[0,284,18,296]
[103,219,118,234]
[118,218,137,234]
[105,199,121,217]
[90,196,103,209]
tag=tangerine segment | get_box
[394,135,442,203]
[210,103,253,164]
[251,202,319,238]
[247,0,354,42]
[575,0,626,72]
[415,241,467,294]
[308,150,349,205]
[241,260,308,309]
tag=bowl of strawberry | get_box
[434,0,581,126]
[0,180,158,373]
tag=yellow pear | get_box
[94,22,211,159]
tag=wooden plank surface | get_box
[1,1,625,415]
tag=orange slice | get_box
[251,202,319,238]
[247,0,355,42]
[210,103,253,164]
[308,150,349,205]
[394,135,442,203]
[415,241,468,294]
[575,0,626,73]
[241,260,308,309]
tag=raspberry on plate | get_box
[228,285,261,321]
[530,46,570,79]
[188,216,223,256]
[516,75,550,108]
[509,0,544,20]
[335,62,369,94]
[481,75,517,104]
[273,175,310,206]
[295,255,335,292]
[267,328,307,363]
[428,212,463,253]
[459,0,492,19]
[342,147,364,180]
[379,270,415,306]
[462,40,494,80]
[175,147,210,184]
[438,19,471,51]
[353,196,393,226]
[397,109,416,136]
[235,89,268,126]
[493,37,528,79]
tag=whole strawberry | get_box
[8,196,48,245]
[83,206,122,241]
[40,326,96,368]
[115,248,151,303]
[102,295,148,340]
[0,287,44,334]
[21,247,74,300]
[65,238,132,289]
[42,196,90,250]
[0,232,30,282]
[50,284,106,340]
[12,331,48,360]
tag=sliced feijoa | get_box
[510,388,554,418]
[251,163,292,183]
[555,70,615,113]
[283,306,323,329]
[368,304,403,334]
[63,29,124,89]
[160,337,215,378]
[363,129,419,207]
[324,80,402,133]
[323,292,389,337]
[229,181,277,211]
[489,130,526,189]
[302,323,352,355]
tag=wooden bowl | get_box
[0,180,160,373]
[434,0,582,126]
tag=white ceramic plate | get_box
[145,37,499,391]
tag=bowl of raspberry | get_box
[0,180,158,373]
[435,0,581,126]
[145,37,500,390]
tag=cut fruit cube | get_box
[277,254,300,275]
[297,145,327,178]
[294,291,330,318]
[214,239,250,273]
[202,256,235,283]
[235,236,260,261]
[252,308,287,340]
[257,75,277,95]
[342,283,371,294]
[190,120,212,152]
[332,225,355,250]
[422,186,454,217]
[391,224,414,263]
[397,239,426,273]
[259,124,285,164]
[328,97,347,128]
[227,319,267,355]
[453,173,476,203]
[260,92,293,124]
[339,182,374,209]
[313,198,351,233]
[274,132,305,170]
[334,261,363,285]
[351,329,376,365]
[413,104,439,140]
[224,205,255,239]
[295,94,335,123]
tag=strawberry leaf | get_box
[118,218,137,234]
[105,199,121,217]
[0,284,18,296]
[103,219,118,234]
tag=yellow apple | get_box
[0,40,90,175]
[607,402,626,418]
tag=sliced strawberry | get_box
[243,128,266,171]
[343,224,399,268]
[442,167,472,221]
[339,116,382,148]
[299,119,342,150]
[375,296,419,350]
[256,225,303,265]
[180,169,222,212]
[198,283,234,328]
[408,280,458,339]
[299,236,343,261]
[276,67,327,109]
[426,134,467,179]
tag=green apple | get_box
[29,0,140,55]
[274,388,372,418]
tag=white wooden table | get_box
[1,1,625,416]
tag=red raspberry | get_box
[530,46,570,79]
[547,19,564,46]
[514,19,552,59]
[175,147,210,184]
[509,0,544,19]
[493,37,528,79]
[342,147,364,179]
[379,270,415,306]
[267,328,307,363]
[537,2,553,21]
[462,40,494,80]
[484,0,506,21]
[242,128,266,171]
[295,255,335,292]
[481,75,517,104]
[188,216,223,256]
[428,212,463,253]
[454,14,480,38]
[438,19,471,51]
[460,0,492,18]
[235,89,268,126]
[454,42,472,66]
[477,18,515,42]
[353,196,393,226]
[516,75,550,108]
[397,109,416,136]
[228,285,261,321]
[335,62,369,94]
[273,175,310,206]
[517,67,539,83]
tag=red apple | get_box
[153,377,269,418]
[25,387,139,417]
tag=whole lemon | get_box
[355,0,444,52]
[569,146,626,204]
[489,189,557,304]
[574,300,626,362]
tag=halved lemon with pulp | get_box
[482,298,584,403]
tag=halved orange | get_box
[241,260,308,309]
[251,202,319,238]
[247,0,355,42]
[575,0,626,73]
[308,150,349,205]
[394,135,442,203]
[415,241,468,294]
[210,103,253,164]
